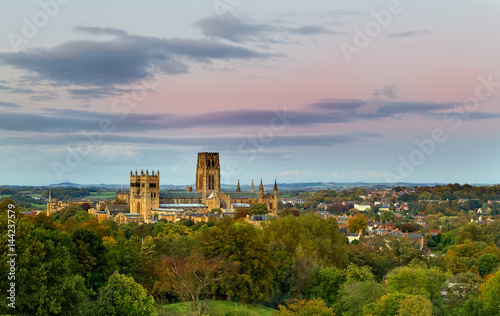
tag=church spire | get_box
[236,179,241,192]
[259,179,264,200]
[274,179,278,191]
[250,180,254,192]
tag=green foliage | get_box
[0,216,90,315]
[197,217,275,301]
[275,298,335,316]
[385,264,445,312]
[249,203,269,216]
[477,253,498,277]
[211,208,223,214]
[456,223,491,245]
[347,236,400,280]
[262,213,347,268]
[345,263,374,284]
[52,203,84,222]
[72,228,107,291]
[337,280,386,316]
[479,270,500,314]
[96,271,156,316]
[104,237,139,279]
[42,188,91,200]
[445,272,483,313]
[0,198,17,212]
[380,210,396,223]
[306,266,345,306]
[364,292,432,316]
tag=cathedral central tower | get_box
[196,152,220,198]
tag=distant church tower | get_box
[129,170,159,221]
[196,152,220,198]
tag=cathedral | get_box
[130,152,279,221]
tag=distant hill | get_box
[48,182,81,188]
[4,182,497,191]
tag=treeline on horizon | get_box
[1,197,500,315]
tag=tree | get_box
[0,217,90,315]
[479,270,500,314]
[156,254,233,315]
[262,213,347,268]
[52,204,84,222]
[279,207,300,217]
[385,264,445,311]
[0,198,17,212]
[248,203,268,216]
[104,236,139,280]
[196,217,275,302]
[233,207,249,219]
[337,280,385,316]
[444,250,468,274]
[477,253,498,278]
[456,222,491,245]
[347,213,368,234]
[275,298,335,316]
[306,266,345,306]
[445,272,483,313]
[210,208,222,214]
[364,292,432,316]
[72,228,107,291]
[380,210,396,223]
[96,271,156,316]
[345,263,373,284]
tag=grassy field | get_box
[89,191,117,199]
[160,300,277,316]
[31,204,47,209]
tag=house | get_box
[354,203,371,211]
[106,205,129,216]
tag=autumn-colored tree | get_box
[478,270,500,314]
[233,207,249,219]
[347,213,368,234]
[156,254,233,315]
[275,298,335,316]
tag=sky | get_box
[0,0,499,186]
